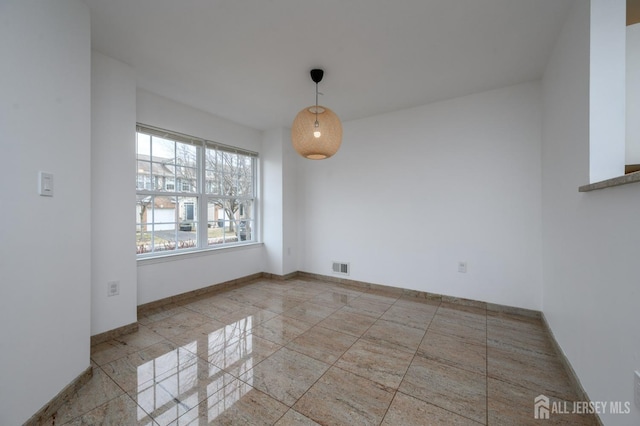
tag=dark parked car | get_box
[179,221,194,231]
[239,220,249,241]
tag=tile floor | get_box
[46,278,598,425]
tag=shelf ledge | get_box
[579,171,640,192]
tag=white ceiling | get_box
[85,0,573,131]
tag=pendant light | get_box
[291,69,343,160]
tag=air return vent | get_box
[332,261,350,276]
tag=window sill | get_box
[136,242,263,265]
[579,171,640,192]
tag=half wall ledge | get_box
[579,171,640,192]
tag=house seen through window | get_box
[136,125,257,256]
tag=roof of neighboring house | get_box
[137,195,177,209]
[136,154,174,177]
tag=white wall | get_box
[0,1,91,424]
[297,82,542,310]
[91,52,138,335]
[589,0,626,182]
[137,89,262,153]
[262,128,285,275]
[282,131,299,275]
[262,127,299,276]
[137,245,264,304]
[542,1,640,424]
[136,90,264,304]
[627,23,640,164]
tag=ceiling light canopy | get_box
[291,69,342,160]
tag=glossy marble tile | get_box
[362,318,426,353]
[341,297,392,318]
[251,295,306,313]
[64,394,157,426]
[54,368,124,424]
[101,340,188,392]
[158,321,223,351]
[251,315,315,345]
[487,316,556,358]
[399,355,487,424]
[335,338,414,389]
[281,301,338,324]
[382,392,482,426]
[280,286,326,301]
[418,331,487,374]
[274,409,321,425]
[138,303,189,326]
[307,291,357,309]
[428,315,487,346]
[293,366,395,425]
[239,347,330,406]
[487,378,597,426]
[174,378,288,425]
[357,292,399,305]
[316,309,378,337]
[487,346,576,401]
[433,306,487,330]
[129,357,234,424]
[48,278,587,425]
[439,301,487,316]
[147,311,220,340]
[380,303,437,330]
[221,289,267,306]
[393,296,441,311]
[91,326,165,366]
[286,325,357,364]
[205,333,281,378]
[214,306,279,327]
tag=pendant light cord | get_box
[314,82,319,127]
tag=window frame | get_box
[136,124,259,258]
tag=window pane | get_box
[136,195,153,254]
[176,142,197,168]
[153,223,177,252]
[136,195,198,253]
[152,163,174,191]
[137,127,257,257]
[205,171,220,195]
[238,199,254,242]
[136,132,150,158]
[205,148,219,172]
[176,167,197,192]
[151,136,174,159]
[207,200,239,245]
[207,198,253,245]
[177,197,198,249]
[240,156,253,196]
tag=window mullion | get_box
[197,143,207,249]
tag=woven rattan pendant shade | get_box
[291,105,342,159]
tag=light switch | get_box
[39,172,53,197]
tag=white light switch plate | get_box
[38,171,53,197]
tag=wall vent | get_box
[332,261,350,276]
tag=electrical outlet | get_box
[107,281,120,297]
[458,261,467,273]
[635,371,640,409]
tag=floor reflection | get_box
[135,316,254,422]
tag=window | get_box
[136,124,258,256]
